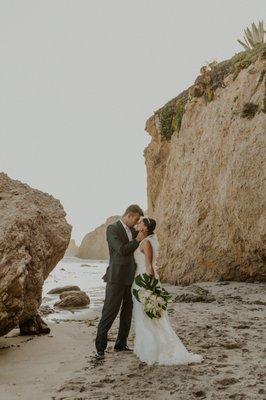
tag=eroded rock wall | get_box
[145,49,266,284]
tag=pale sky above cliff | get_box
[0,0,265,244]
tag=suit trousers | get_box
[95,282,133,352]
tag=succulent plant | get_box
[238,21,265,50]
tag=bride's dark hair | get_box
[142,218,156,235]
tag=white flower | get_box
[144,302,153,311]
[149,294,157,303]
[138,288,152,303]
[156,296,165,306]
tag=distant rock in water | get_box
[48,285,81,294]
[65,239,79,257]
[0,172,71,336]
[144,44,266,284]
[80,264,93,268]
[78,215,120,259]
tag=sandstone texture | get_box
[144,45,266,284]
[64,239,79,257]
[0,173,71,335]
[78,215,120,259]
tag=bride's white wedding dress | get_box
[132,234,203,366]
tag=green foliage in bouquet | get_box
[133,273,173,319]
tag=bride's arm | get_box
[141,240,154,276]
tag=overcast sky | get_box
[0,0,265,244]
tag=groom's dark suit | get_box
[95,220,140,353]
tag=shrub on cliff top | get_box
[155,43,266,141]
[155,91,189,141]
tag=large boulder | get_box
[144,45,266,284]
[77,215,120,259]
[0,173,71,336]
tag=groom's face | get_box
[125,212,141,228]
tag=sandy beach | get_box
[0,321,90,400]
[1,281,265,400]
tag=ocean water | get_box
[42,256,108,322]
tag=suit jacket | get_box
[103,220,139,285]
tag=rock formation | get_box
[144,44,266,284]
[64,239,79,257]
[78,215,120,259]
[0,173,71,336]
[48,285,81,294]
[54,290,90,308]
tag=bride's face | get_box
[135,219,148,234]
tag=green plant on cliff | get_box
[204,88,214,103]
[241,102,259,119]
[217,42,266,81]
[238,21,265,50]
[158,103,175,140]
[155,43,266,141]
[155,92,188,141]
[171,98,187,133]
[196,44,266,102]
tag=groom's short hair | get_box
[123,204,144,216]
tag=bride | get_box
[132,217,203,366]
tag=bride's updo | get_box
[142,217,156,235]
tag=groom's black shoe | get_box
[95,351,105,360]
[114,345,133,352]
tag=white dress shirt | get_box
[119,219,133,241]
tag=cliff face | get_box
[0,173,71,335]
[77,216,120,259]
[144,45,266,284]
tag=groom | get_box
[95,204,145,359]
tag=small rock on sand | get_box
[174,286,215,303]
[54,291,90,308]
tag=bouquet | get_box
[133,273,173,319]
